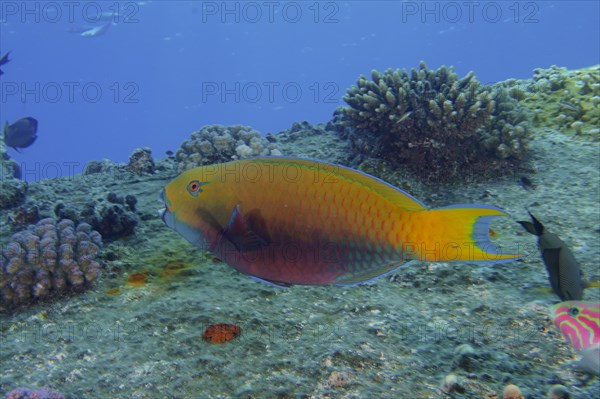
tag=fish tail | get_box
[407,205,522,263]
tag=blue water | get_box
[0,0,598,181]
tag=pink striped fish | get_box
[551,301,600,375]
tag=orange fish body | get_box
[160,158,519,286]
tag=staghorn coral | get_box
[0,218,103,310]
[175,124,282,173]
[339,61,529,181]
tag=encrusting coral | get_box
[339,61,530,181]
[521,65,599,140]
[175,124,282,173]
[0,218,103,310]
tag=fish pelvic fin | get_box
[409,205,522,263]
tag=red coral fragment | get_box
[202,323,241,344]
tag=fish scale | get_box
[160,158,520,286]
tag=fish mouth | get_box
[157,188,173,227]
[158,207,167,222]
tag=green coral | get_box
[515,65,600,140]
[340,62,529,182]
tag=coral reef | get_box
[338,61,530,181]
[440,374,464,394]
[547,384,570,399]
[127,147,156,175]
[0,178,27,210]
[1,133,22,179]
[83,158,116,175]
[174,124,282,173]
[54,192,138,241]
[7,203,40,229]
[92,202,138,240]
[0,218,103,310]
[5,388,64,399]
[515,65,599,140]
[275,121,351,163]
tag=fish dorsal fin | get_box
[519,212,546,236]
[249,157,426,211]
[223,205,269,251]
[517,220,538,235]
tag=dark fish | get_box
[3,117,38,152]
[518,212,584,300]
[0,51,10,76]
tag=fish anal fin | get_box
[333,259,409,286]
[224,205,269,251]
[250,276,292,288]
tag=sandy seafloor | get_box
[1,120,599,397]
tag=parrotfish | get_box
[551,301,600,375]
[159,158,521,286]
[518,212,588,301]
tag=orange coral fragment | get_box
[127,272,148,287]
[160,261,187,278]
[202,323,241,344]
[106,288,121,295]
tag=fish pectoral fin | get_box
[223,205,269,251]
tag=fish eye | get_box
[568,307,579,316]
[186,180,203,197]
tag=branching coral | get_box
[340,61,529,181]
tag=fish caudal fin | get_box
[408,205,521,263]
